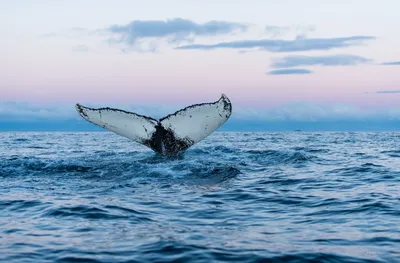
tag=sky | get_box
[1,0,400,131]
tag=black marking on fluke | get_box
[144,124,194,156]
[76,104,88,118]
[75,94,232,156]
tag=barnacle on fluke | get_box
[75,94,232,156]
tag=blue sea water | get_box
[0,132,399,263]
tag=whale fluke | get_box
[75,94,232,156]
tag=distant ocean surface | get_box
[1,132,399,263]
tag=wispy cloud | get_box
[264,25,289,33]
[271,54,372,68]
[0,102,76,122]
[293,25,316,38]
[176,36,375,52]
[264,25,316,38]
[233,102,400,122]
[268,69,312,75]
[375,90,400,94]
[72,45,91,52]
[106,18,249,46]
[264,25,291,38]
[381,61,400,65]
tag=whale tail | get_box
[75,94,232,155]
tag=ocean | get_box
[0,132,399,263]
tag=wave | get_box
[381,150,400,157]
[245,149,317,165]
[0,155,241,186]
[29,242,388,263]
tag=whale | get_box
[75,94,232,156]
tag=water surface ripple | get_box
[1,132,399,263]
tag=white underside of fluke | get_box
[75,94,232,154]
[160,94,232,145]
[75,105,157,144]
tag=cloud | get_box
[0,102,76,122]
[106,18,249,46]
[41,19,248,52]
[1,101,400,131]
[264,25,291,37]
[176,36,375,52]
[381,61,400,65]
[293,25,316,38]
[72,45,90,52]
[375,90,400,94]
[264,25,316,38]
[271,54,372,68]
[268,69,312,75]
[265,25,289,32]
[233,101,400,122]
[43,22,375,55]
